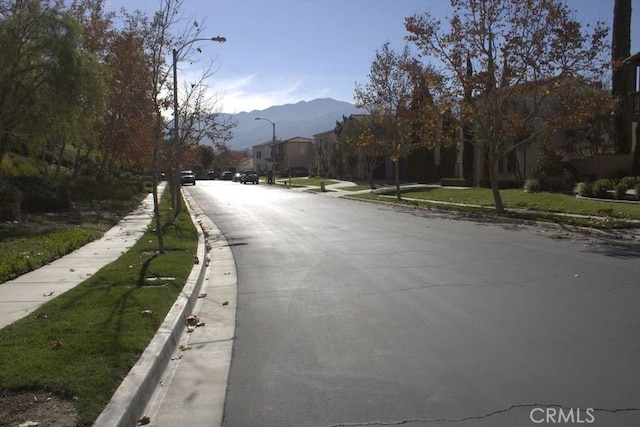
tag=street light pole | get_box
[254,117,276,184]
[172,36,226,213]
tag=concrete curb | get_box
[93,191,209,427]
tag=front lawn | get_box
[404,187,640,220]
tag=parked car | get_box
[232,172,242,182]
[220,171,233,180]
[240,170,259,184]
[207,170,221,180]
[180,170,196,185]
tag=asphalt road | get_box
[186,180,640,427]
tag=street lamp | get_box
[254,117,276,184]
[172,36,226,211]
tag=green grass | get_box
[337,183,397,191]
[0,189,198,425]
[404,187,640,220]
[278,177,340,187]
[0,228,100,283]
[352,187,640,229]
[0,198,144,284]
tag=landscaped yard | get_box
[403,187,640,220]
[0,189,198,426]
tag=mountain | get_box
[217,98,364,150]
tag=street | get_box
[185,180,640,427]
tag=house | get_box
[253,140,274,176]
[314,114,457,183]
[252,136,315,177]
[469,77,632,186]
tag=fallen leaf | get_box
[141,310,153,317]
[198,292,208,298]
[222,301,229,306]
[52,338,63,350]
[185,315,200,326]
[137,415,151,425]
[43,291,54,297]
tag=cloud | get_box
[208,73,351,114]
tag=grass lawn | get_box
[353,187,640,229]
[0,199,144,284]
[0,189,198,425]
[276,177,340,187]
[405,187,640,220]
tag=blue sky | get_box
[105,0,640,114]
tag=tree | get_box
[353,42,450,199]
[611,0,632,154]
[406,0,610,213]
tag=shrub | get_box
[0,174,21,220]
[573,182,593,197]
[620,176,639,188]
[592,179,613,197]
[523,178,542,193]
[12,175,70,213]
[441,178,469,187]
[613,182,629,200]
[635,183,640,201]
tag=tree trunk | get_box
[394,159,401,201]
[489,154,504,214]
[153,122,165,254]
[612,0,632,153]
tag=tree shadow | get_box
[581,241,640,259]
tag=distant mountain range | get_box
[217,98,365,151]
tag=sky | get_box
[104,0,640,114]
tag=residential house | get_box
[252,136,315,177]
[314,114,457,182]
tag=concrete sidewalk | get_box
[0,185,162,330]
[94,187,237,427]
[1,183,235,426]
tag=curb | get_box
[93,190,209,427]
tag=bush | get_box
[0,174,21,220]
[12,175,70,213]
[613,182,629,200]
[592,179,613,197]
[573,182,593,197]
[440,178,469,187]
[620,176,639,188]
[635,183,640,201]
[523,178,542,193]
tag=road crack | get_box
[328,403,640,426]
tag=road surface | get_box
[186,180,640,427]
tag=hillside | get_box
[215,98,364,150]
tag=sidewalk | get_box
[0,185,162,330]
[94,188,237,427]
[0,183,236,427]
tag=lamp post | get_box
[254,117,276,184]
[172,36,226,212]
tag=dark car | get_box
[180,170,196,185]
[232,172,242,182]
[207,170,221,180]
[240,170,259,184]
[220,171,233,181]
